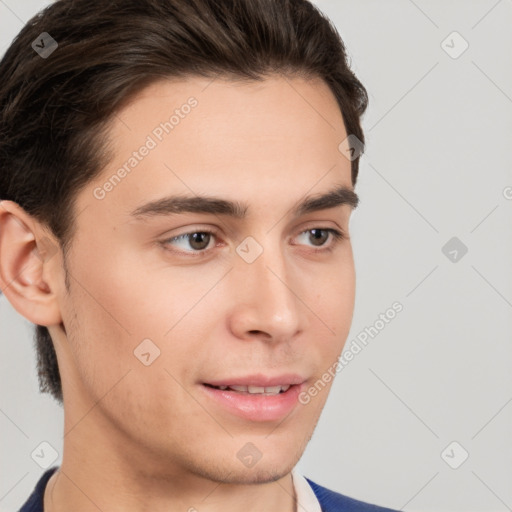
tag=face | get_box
[51,74,356,484]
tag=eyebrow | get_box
[130,185,359,220]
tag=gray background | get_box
[1,1,511,511]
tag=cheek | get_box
[86,246,230,339]
[65,284,195,433]
[64,252,225,388]
[310,260,355,359]
[315,256,355,321]
[64,288,132,401]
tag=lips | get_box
[201,381,305,422]
[200,373,307,421]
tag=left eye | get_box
[162,227,345,256]
[294,228,344,248]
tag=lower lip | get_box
[200,383,305,422]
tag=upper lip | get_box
[203,373,306,387]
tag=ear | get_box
[0,200,63,326]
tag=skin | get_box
[0,74,357,512]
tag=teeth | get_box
[229,385,251,392]
[248,386,266,393]
[215,384,291,394]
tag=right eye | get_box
[161,229,219,256]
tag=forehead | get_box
[78,74,352,220]
[110,74,346,160]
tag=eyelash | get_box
[161,227,346,258]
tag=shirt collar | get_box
[291,467,322,512]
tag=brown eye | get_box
[308,228,330,246]
[188,232,211,250]
[163,231,216,254]
[294,228,344,250]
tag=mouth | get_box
[203,383,292,395]
[200,377,306,422]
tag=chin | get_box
[183,445,300,486]
[220,463,293,485]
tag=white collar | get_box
[291,468,322,512]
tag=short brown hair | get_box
[0,0,368,403]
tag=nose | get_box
[227,241,306,343]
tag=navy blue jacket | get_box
[19,467,399,511]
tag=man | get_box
[0,0,399,510]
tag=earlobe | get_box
[0,200,62,326]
